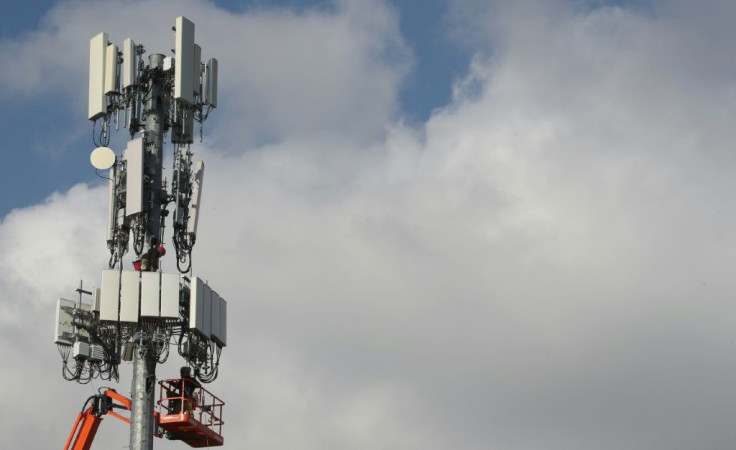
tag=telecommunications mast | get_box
[54,16,227,450]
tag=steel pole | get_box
[129,53,167,450]
[144,53,166,245]
[130,343,156,450]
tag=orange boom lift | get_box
[64,380,224,449]
[64,389,135,450]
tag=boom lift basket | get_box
[157,378,225,447]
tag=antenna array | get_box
[52,16,226,450]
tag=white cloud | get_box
[0,184,107,328]
[3,0,736,449]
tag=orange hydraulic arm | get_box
[64,389,132,450]
[64,378,214,449]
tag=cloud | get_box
[3,0,736,449]
[0,184,107,328]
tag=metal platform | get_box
[157,379,225,448]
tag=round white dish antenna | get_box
[90,146,116,170]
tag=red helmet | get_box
[157,245,166,256]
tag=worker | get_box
[137,244,166,271]
[180,366,200,415]
[167,384,182,415]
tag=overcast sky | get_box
[2,0,736,448]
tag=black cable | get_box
[95,169,112,181]
[62,361,77,381]
[146,374,156,393]
[92,120,99,147]
[80,395,97,413]
[176,252,191,273]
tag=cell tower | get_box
[53,17,227,450]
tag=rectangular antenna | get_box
[190,277,205,333]
[120,270,140,322]
[141,272,161,317]
[187,161,204,236]
[92,288,100,313]
[106,170,115,241]
[122,38,137,89]
[99,269,120,322]
[174,16,195,105]
[211,292,227,346]
[202,284,212,338]
[104,44,119,95]
[204,58,218,108]
[193,44,202,97]
[160,273,180,319]
[210,290,220,343]
[125,138,144,216]
[88,32,108,120]
[219,297,227,346]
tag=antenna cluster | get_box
[54,273,226,384]
[88,17,217,144]
[54,16,226,387]
[88,17,217,272]
[55,283,120,383]
[102,137,206,273]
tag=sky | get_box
[2,0,736,448]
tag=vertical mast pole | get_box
[130,53,167,450]
[130,343,156,450]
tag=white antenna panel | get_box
[189,277,213,337]
[92,288,101,313]
[104,43,119,95]
[187,161,204,236]
[174,16,195,105]
[99,269,120,322]
[124,138,144,217]
[202,284,212,337]
[210,290,220,342]
[122,38,137,89]
[189,277,205,333]
[106,168,116,241]
[193,44,202,97]
[140,271,161,317]
[204,58,218,108]
[160,273,180,319]
[88,32,108,120]
[119,270,140,323]
[211,292,227,347]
